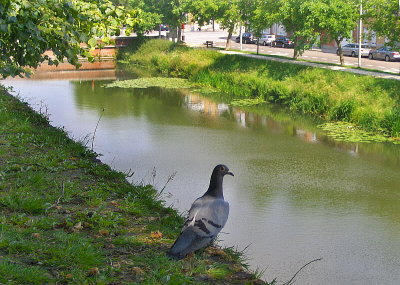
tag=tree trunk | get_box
[177,26,182,42]
[293,49,299,59]
[212,19,215,32]
[292,36,299,59]
[293,42,299,59]
[336,39,344,66]
[226,29,233,50]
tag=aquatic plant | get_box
[103,77,192,89]
[230,98,266,107]
[318,122,400,144]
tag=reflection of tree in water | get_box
[70,77,400,225]
[72,79,400,167]
[71,80,234,128]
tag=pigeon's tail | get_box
[167,228,211,260]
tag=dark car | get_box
[159,24,169,31]
[235,33,257,44]
[272,36,294,48]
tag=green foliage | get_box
[187,0,220,26]
[365,0,400,46]
[250,0,317,58]
[123,39,400,138]
[214,0,241,48]
[0,0,141,78]
[251,0,278,36]
[381,109,400,137]
[310,0,359,65]
[330,98,357,121]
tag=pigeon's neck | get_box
[204,174,224,198]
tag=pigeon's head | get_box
[213,164,234,177]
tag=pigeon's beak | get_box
[226,171,234,177]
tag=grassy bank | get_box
[0,88,267,284]
[119,39,400,138]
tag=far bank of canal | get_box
[4,62,400,284]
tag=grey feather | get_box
[167,164,233,260]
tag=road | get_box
[182,30,400,75]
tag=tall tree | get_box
[365,0,400,45]
[140,0,189,41]
[310,0,359,65]
[215,0,241,49]
[109,0,161,35]
[250,0,280,37]
[187,0,220,30]
[278,0,320,59]
[0,0,141,78]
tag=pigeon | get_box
[167,164,233,260]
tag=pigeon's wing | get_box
[186,196,229,236]
[167,196,229,259]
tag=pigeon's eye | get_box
[220,166,225,171]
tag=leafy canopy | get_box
[365,0,400,46]
[0,0,141,78]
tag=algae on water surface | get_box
[318,122,400,144]
[104,77,192,89]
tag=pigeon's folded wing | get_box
[168,196,229,259]
[183,196,229,238]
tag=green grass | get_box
[118,39,400,139]
[0,87,269,284]
[0,258,52,285]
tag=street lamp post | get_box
[239,25,243,51]
[358,0,362,68]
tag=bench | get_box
[204,41,213,48]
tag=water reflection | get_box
[4,76,400,285]
[70,80,400,225]
[183,90,400,166]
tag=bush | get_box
[381,109,400,137]
[330,98,357,121]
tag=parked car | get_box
[258,34,276,46]
[235,33,257,44]
[272,36,294,48]
[159,24,169,31]
[368,46,400,61]
[337,43,371,57]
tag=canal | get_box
[4,68,400,284]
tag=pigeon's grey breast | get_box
[183,195,229,238]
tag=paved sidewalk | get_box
[220,50,400,81]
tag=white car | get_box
[337,43,371,57]
[258,34,275,46]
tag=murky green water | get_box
[4,73,400,284]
